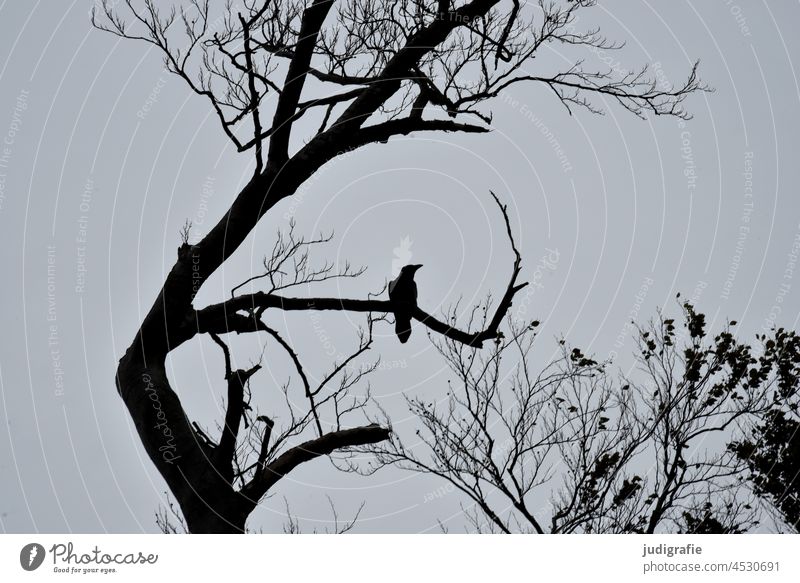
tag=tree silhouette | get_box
[92,0,705,533]
[366,304,800,533]
[730,328,800,531]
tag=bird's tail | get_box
[395,316,412,343]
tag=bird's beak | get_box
[412,264,423,271]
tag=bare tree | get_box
[366,303,800,533]
[92,0,705,532]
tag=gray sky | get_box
[1,0,800,533]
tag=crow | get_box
[388,264,423,343]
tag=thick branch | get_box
[241,423,391,503]
[210,332,260,481]
[351,117,490,146]
[267,0,335,163]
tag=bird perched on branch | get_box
[388,264,423,343]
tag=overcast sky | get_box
[1,0,800,533]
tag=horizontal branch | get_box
[351,117,490,146]
[195,191,525,349]
[195,291,519,348]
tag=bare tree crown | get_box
[93,0,709,533]
[94,0,706,172]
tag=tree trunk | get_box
[113,147,372,532]
[185,509,248,534]
[116,351,252,533]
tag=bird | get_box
[388,264,423,343]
